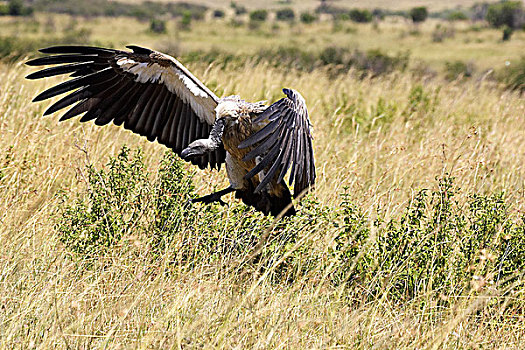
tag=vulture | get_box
[26,45,315,217]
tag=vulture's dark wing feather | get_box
[26,45,226,170]
[239,88,315,196]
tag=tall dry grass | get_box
[0,57,524,349]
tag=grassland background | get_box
[116,0,501,11]
[1,1,525,348]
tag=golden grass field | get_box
[1,8,525,350]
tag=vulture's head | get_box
[181,139,217,159]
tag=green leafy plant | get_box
[276,8,295,21]
[249,9,268,22]
[56,147,152,257]
[149,18,167,34]
[410,6,428,23]
[300,12,317,24]
[486,1,524,29]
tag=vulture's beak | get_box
[181,147,196,159]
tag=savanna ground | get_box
[1,1,525,348]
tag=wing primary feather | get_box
[293,126,305,188]
[169,98,185,150]
[303,131,312,184]
[32,67,114,102]
[162,97,181,146]
[38,46,116,55]
[25,62,94,80]
[181,106,194,150]
[94,80,137,126]
[203,125,213,169]
[238,117,280,149]
[60,98,96,121]
[87,76,130,124]
[297,135,310,195]
[148,88,172,141]
[79,106,102,123]
[70,67,99,77]
[158,95,177,145]
[113,83,148,126]
[134,84,163,134]
[58,75,124,121]
[175,103,189,152]
[293,125,309,195]
[245,145,280,181]
[49,73,124,116]
[254,102,282,123]
[26,54,104,67]
[254,131,291,193]
[186,109,197,145]
[277,129,295,183]
[293,121,305,176]
[242,122,286,162]
[143,87,168,138]
[242,130,279,162]
[44,87,93,115]
[125,84,156,129]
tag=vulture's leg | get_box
[190,186,235,206]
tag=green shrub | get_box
[8,0,23,15]
[486,1,524,29]
[447,10,468,21]
[149,18,167,34]
[251,46,408,77]
[409,6,428,23]
[55,148,525,306]
[276,8,295,21]
[300,12,317,24]
[213,9,225,18]
[338,175,525,303]
[56,147,153,257]
[405,84,437,116]
[496,56,525,92]
[351,49,410,76]
[372,8,385,20]
[32,0,207,21]
[444,60,475,80]
[319,46,347,65]
[432,24,455,42]
[249,9,268,22]
[0,0,33,16]
[150,150,195,254]
[348,8,372,23]
[502,25,513,41]
[315,4,344,16]
[179,10,192,30]
[230,1,246,15]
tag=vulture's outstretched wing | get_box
[26,45,225,170]
[239,88,315,196]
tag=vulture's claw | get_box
[190,187,235,207]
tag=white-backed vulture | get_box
[26,45,315,217]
